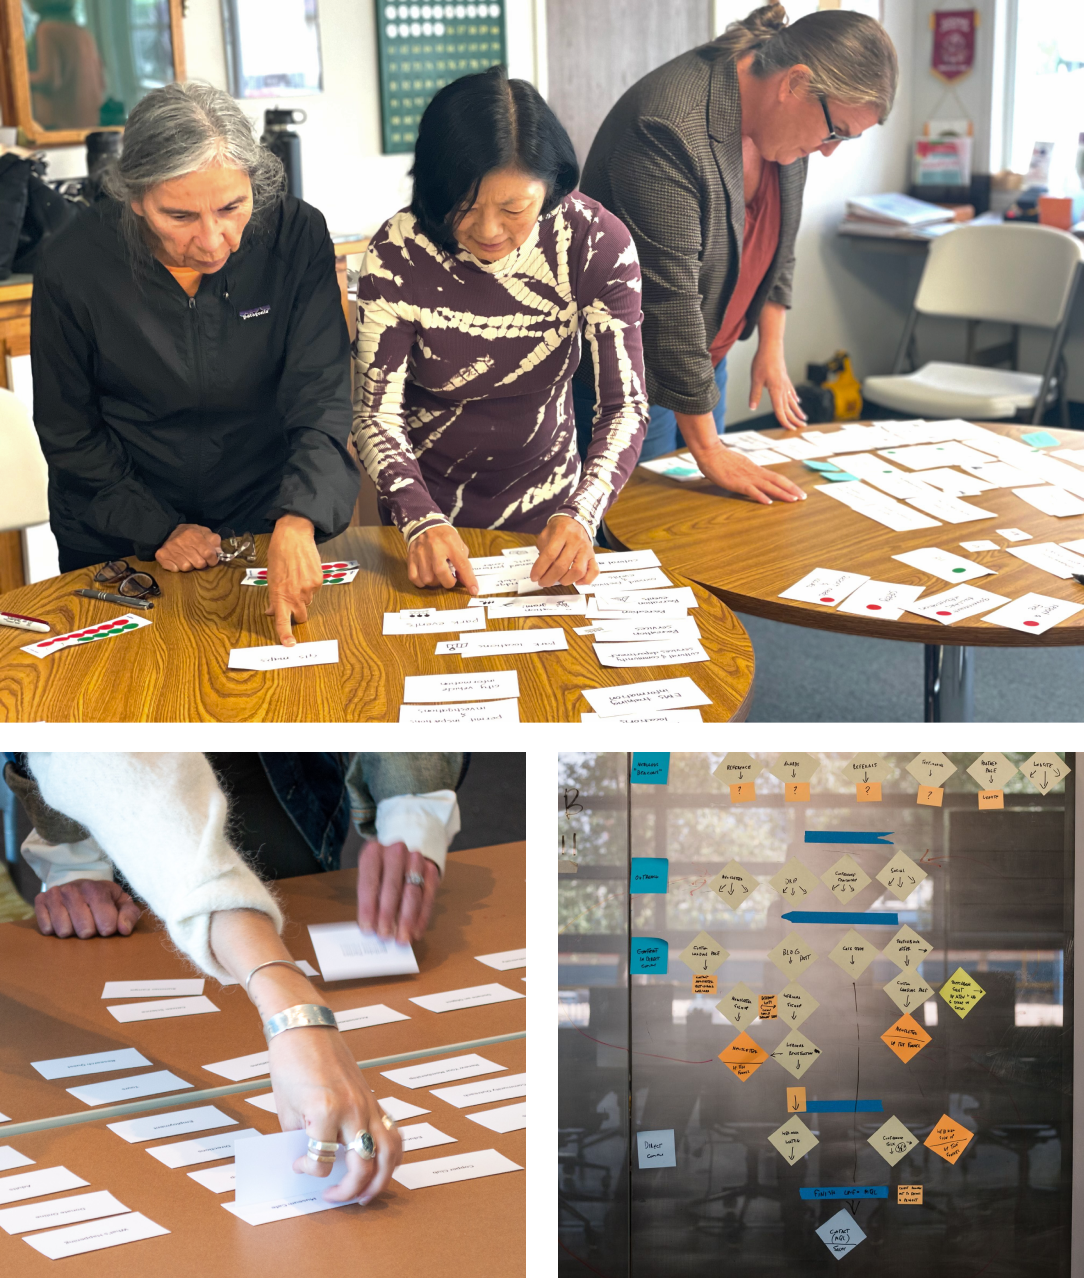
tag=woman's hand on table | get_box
[532,515,597,587]
[749,343,807,431]
[356,839,441,945]
[155,524,221,572]
[676,412,806,505]
[34,878,141,939]
[407,524,479,594]
[266,514,323,647]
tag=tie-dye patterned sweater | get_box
[351,193,649,541]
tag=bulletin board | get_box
[375,2,507,154]
[557,752,1076,1278]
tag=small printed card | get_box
[465,1102,527,1134]
[593,639,709,668]
[242,561,358,585]
[107,995,220,1024]
[400,1123,456,1153]
[22,1211,169,1259]
[67,1069,192,1107]
[382,608,487,635]
[408,982,525,1014]
[777,569,869,606]
[474,948,527,971]
[997,527,1032,541]
[904,586,1009,626]
[31,1049,150,1080]
[377,1097,431,1121]
[107,1106,237,1144]
[959,540,1001,552]
[380,1053,505,1090]
[590,617,700,643]
[0,1189,128,1237]
[581,677,711,718]
[146,1128,260,1169]
[592,587,698,612]
[1006,543,1084,580]
[981,593,1084,635]
[485,597,588,619]
[102,980,204,999]
[429,1072,527,1109]
[21,614,151,659]
[574,567,672,594]
[836,580,925,621]
[334,1004,411,1032]
[595,549,661,571]
[454,628,568,658]
[892,547,994,583]
[0,1166,88,1205]
[307,922,418,982]
[1012,486,1084,517]
[228,640,339,670]
[391,1149,522,1191]
[401,670,519,702]
[398,698,519,724]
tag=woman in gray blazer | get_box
[577,2,897,506]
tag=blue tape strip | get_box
[799,1186,888,1200]
[781,910,899,926]
[804,831,894,844]
[806,1100,884,1113]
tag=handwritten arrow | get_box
[781,910,899,926]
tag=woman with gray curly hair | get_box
[30,82,358,645]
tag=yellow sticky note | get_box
[978,789,1004,810]
[786,1086,806,1113]
[856,782,882,802]
[692,974,717,996]
[730,782,756,803]
[758,994,778,1020]
[939,967,986,1018]
[784,782,810,802]
[917,785,944,807]
[898,1185,922,1205]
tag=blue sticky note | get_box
[816,1210,866,1258]
[636,1128,676,1169]
[630,937,668,974]
[631,752,670,784]
[805,460,841,473]
[1022,430,1059,449]
[826,471,859,482]
[630,858,668,894]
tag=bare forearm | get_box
[675,412,724,463]
[209,908,327,1020]
[757,300,787,351]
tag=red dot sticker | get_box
[936,610,952,616]
[866,604,882,611]
[1023,619,1039,627]
[820,597,835,604]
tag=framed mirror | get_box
[0,0,186,148]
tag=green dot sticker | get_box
[952,567,966,573]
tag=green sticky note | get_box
[826,472,859,482]
[805,461,841,473]
[1022,431,1059,448]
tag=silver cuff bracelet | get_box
[263,1003,337,1043]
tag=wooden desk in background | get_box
[0,527,754,722]
[604,421,1084,721]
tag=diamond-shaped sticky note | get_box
[924,1114,975,1165]
[882,925,933,972]
[707,861,760,907]
[768,857,820,903]
[883,971,934,1015]
[769,1030,822,1078]
[767,1115,819,1164]
[828,929,879,977]
[875,851,928,902]
[939,967,986,1018]
[881,1013,932,1063]
[679,931,729,975]
[846,753,889,784]
[1021,752,1071,795]
[777,981,820,1029]
[717,981,758,1029]
[717,1030,768,1081]
[868,1115,918,1166]
[821,854,871,901]
[966,753,1019,791]
[815,1209,866,1259]
[713,752,764,785]
[768,931,817,977]
[906,752,957,787]
[769,753,820,784]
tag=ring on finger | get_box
[307,1138,339,1164]
[404,871,425,889]
[379,1111,397,1133]
[348,1129,376,1160]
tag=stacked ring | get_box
[379,1111,397,1133]
[404,871,425,888]
[348,1129,376,1160]
[306,1138,338,1164]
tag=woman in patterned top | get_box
[351,66,649,593]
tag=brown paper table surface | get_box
[0,845,524,1124]
[0,1038,525,1278]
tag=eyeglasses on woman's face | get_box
[818,96,859,146]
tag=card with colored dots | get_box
[892,546,996,584]
[777,568,869,607]
[21,613,152,658]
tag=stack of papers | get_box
[399,671,520,724]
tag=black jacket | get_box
[31,194,358,559]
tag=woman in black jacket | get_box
[30,82,359,645]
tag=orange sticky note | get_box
[917,786,944,807]
[784,783,810,803]
[978,790,1004,810]
[924,1114,974,1165]
[786,1086,807,1113]
[898,1185,922,1205]
[856,782,882,803]
[692,975,717,996]
[758,994,778,1020]
[880,1013,932,1063]
[730,783,756,804]
[718,1031,768,1080]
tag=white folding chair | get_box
[863,223,1084,427]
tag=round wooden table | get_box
[0,527,754,722]
[604,421,1084,721]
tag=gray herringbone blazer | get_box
[580,40,807,416]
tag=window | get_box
[1007,0,1084,192]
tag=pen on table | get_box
[73,589,154,610]
[0,609,51,634]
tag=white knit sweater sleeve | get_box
[26,753,283,980]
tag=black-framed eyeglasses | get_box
[818,96,857,145]
[93,560,161,599]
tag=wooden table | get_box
[0,527,754,722]
[0,845,524,1124]
[1,1038,524,1278]
[604,421,1084,721]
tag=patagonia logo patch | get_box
[239,305,270,320]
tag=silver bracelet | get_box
[243,959,306,1000]
[263,1003,337,1044]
